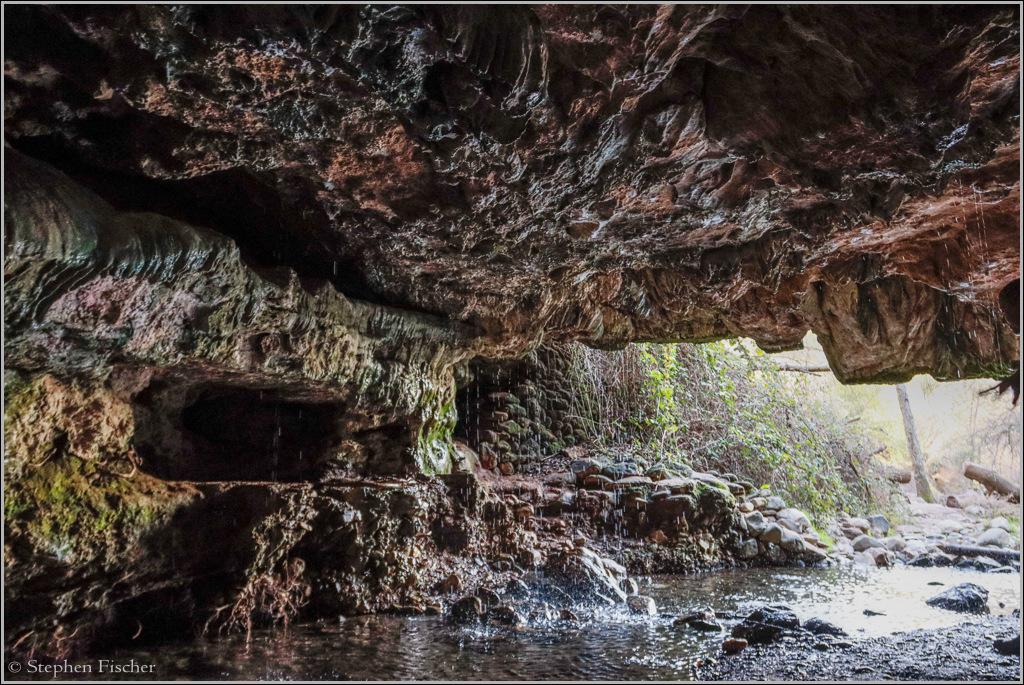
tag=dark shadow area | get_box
[133,383,348,482]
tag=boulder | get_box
[602,462,642,479]
[626,595,658,616]
[447,596,485,625]
[866,547,894,567]
[763,496,787,511]
[977,527,1012,548]
[803,617,847,636]
[760,523,785,544]
[866,515,891,535]
[744,511,768,537]
[731,605,801,644]
[544,546,628,602]
[610,476,655,490]
[989,517,1012,532]
[993,634,1020,656]
[583,474,614,490]
[657,477,696,494]
[883,536,907,552]
[779,528,806,554]
[847,517,871,533]
[570,459,602,479]
[487,606,523,626]
[737,538,759,559]
[926,583,990,614]
[777,508,812,532]
[851,534,884,552]
[648,494,695,524]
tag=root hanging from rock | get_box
[220,490,316,640]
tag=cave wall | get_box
[5,149,475,477]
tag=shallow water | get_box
[21,566,1021,681]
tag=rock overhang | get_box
[3,3,1020,383]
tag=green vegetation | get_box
[562,340,901,522]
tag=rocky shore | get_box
[700,613,1021,681]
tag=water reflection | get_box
[21,565,1019,681]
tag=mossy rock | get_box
[506,404,529,418]
[499,420,523,436]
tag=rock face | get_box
[3,5,1019,380]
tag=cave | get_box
[3,4,1020,679]
[146,384,348,481]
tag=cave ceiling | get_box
[3,4,1020,382]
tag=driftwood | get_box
[963,462,1021,502]
[937,543,1020,564]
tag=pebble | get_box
[722,638,748,654]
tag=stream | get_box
[17,565,1018,681]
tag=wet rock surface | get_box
[926,583,991,614]
[3,5,1019,379]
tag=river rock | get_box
[853,550,877,567]
[803,617,847,636]
[977,527,1012,548]
[802,543,829,563]
[722,638,748,654]
[851,534,884,552]
[866,547,894,567]
[627,595,658,616]
[847,517,871,533]
[570,459,602,479]
[866,515,891,535]
[744,511,767,537]
[583,474,614,490]
[779,528,805,554]
[610,476,654,490]
[737,538,759,559]
[989,517,1012,532]
[777,508,811,532]
[437,573,463,594]
[760,523,785,544]
[926,583,990,614]
[883,536,907,552]
[993,634,1020,655]
[738,502,754,513]
[603,462,642,479]
[732,605,801,644]
[648,494,695,524]
[763,496,787,511]
[777,518,802,533]
[544,546,628,602]
[763,542,786,564]
[487,606,523,626]
[687,617,724,632]
[447,596,485,625]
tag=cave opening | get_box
[133,384,348,483]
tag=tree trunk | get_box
[963,462,1021,502]
[896,383,935,502]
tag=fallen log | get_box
[886,467,911,484]
[937,543,1020,564]
[963,462,1021,502]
